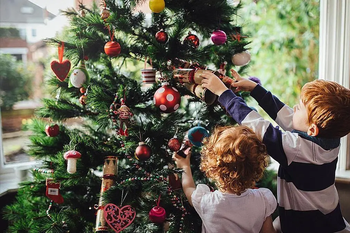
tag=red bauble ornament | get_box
[45,124,59,137]
[79,95,87,105]
[80,87,86,93]
[184,33,199,49]
[153,83,181,113]
[211,30,227,45]
[155,30,168,44]
[168,137,181,151]
[104,41,121,57]
[135,142,151,160]
[149,206,166,223]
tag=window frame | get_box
[0,108,40,195]
[319,0,350,179]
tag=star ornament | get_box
[230,32,247,42]
[188,126,209,147]
[191,130,205,143]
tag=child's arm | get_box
[201,72,295,167]
[230,69,294,131]
[260,216,277,233]
[173,151,196,206]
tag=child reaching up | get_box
[173,125,277,233]
[200,69,350,233]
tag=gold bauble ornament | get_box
[149,0,165,13]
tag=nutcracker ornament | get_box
[95,156,118,232]
[109,96,133,136]
[153,83,181,113]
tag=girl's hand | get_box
[173,149,191,170]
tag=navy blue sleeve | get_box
[250,85,286,121]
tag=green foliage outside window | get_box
[0,54,32,110]
[241,0,319,107]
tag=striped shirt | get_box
[218,85,350,233]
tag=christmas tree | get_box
[3,0,276,232]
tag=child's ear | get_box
[307,123,319,136]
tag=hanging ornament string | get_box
[106,25,115,42]
[58,42,65,63]
[120,189,129,206]
[46,200,54,221]
[156,194,161,208]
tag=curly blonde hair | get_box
[200,125,268,195]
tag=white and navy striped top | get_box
[218,85,350,233]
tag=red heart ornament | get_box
[45,124,59,137]
[104,203,136,233]
[51,60,71,81]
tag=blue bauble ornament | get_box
[187,126,209,147]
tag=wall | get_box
[336,180,350,222]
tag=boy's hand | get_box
[200,70,229,96]
[230,69,257,92]
[173,149,191,170]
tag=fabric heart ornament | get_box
[51,42,71,82]
[104,203,136,233]
[51,60,71,81]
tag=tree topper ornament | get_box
[109,95,133,136]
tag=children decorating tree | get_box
[3,0,276,232]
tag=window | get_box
[31,28,36,37]
[319,0,350,178]
[18,28,26,40]
[20,7,34,14]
